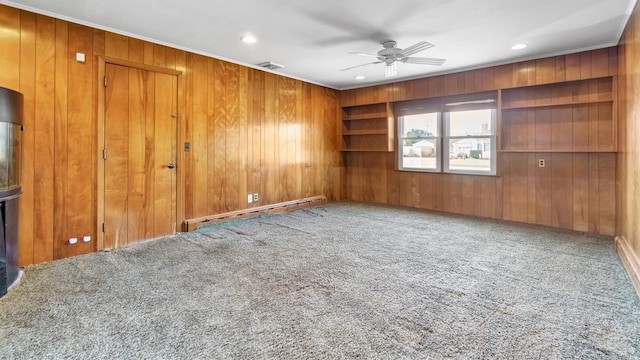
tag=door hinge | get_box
[102,223,105,233]
[171,114,179,119]
[103,148,107,160]
[103,76,107,87]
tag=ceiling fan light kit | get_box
[341,40,446,78]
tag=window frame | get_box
[442,108,497,176]
[397,112,442,173]
[395,93,498,176]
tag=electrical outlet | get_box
[253,193,259,202]
[247,194,253,204]
[538,159,545,167]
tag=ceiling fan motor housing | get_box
[378,41,403,64]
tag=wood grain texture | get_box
[53,20,69,259]
[32,14,55,263]
[69,24,95,256]
[104,63,130,249]
[0,5,342,265]
[17,11,35,265]
[501,78,615,152]
[342,47,618,235]
[618,3,640,274]
[103,64,177,250]
[2,3,624,265]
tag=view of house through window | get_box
[398,97,496,175]
[399,112,440,171]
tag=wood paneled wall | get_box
[0,5,342,266]
[618,2,640,291]
[341,48,618,106]
[342,48,618,235]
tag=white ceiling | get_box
[1,0,636,90]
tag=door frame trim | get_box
[97,56,183,251]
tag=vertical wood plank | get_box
[104,64,129,250]
[572,105,589,151]
[206,59,218,213]
[551,153,573,230]
[527,153,537,224]
[598,153,615,235]
[535,109,551,150]
[181,52,194,219]
[502,153,512,220]
[420,173,433,210]
[587,154,600,233]
[535,57,556,84]
[104,32,128,60]
[572,154,589,232]
[565,53,581,81]
[18,10,36,266]
[33,15,56,263]
[191,55,208,216]
[551,107,572,150]
[143,69,156,239]
[53,20,69,259]
[0,6,21,89]
[535,153,552,226]
[67,23,95,256]
[213,59,227,211]
[228,62,242,208]
[153,72,178,236]
[263,72,276,205]
[510,153,528,222]
[127,67,146,245]
[238,66,249,207]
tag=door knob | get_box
[167,162,176,169]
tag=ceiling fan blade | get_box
[340,61,383,71]
[403,57,446,66]
[348,52,379,57]
[399,41,434,57]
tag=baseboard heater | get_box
[183,195,326,232]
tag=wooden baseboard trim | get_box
[183,196,327,232]
[615,236,640,298]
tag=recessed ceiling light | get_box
[355,75,365,80]
[511,43,527,50]
[241,35,257,44]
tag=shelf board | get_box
[340,148,393,152]
[499,149,617,153]
[501,99,612,110]
[342,129,388,136]
[343,112,388,121]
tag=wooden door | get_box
[103,63,177,249]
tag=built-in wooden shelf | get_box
[342,129,388,136]
[343,112,388,121]
[499,76,617,153]
[341,102,395,152]
[499,149,617,153]
[501,99,613,110]
[340,148,392,152]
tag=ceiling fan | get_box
[340,40,446,77]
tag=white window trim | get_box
[443,109,497,176]
[398,105,497,176]
[397,112,441,173]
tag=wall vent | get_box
[257,61,285,70]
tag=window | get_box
[398,112,440,172]
[397,95,497,175]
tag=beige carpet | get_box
[1,201,639,359]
